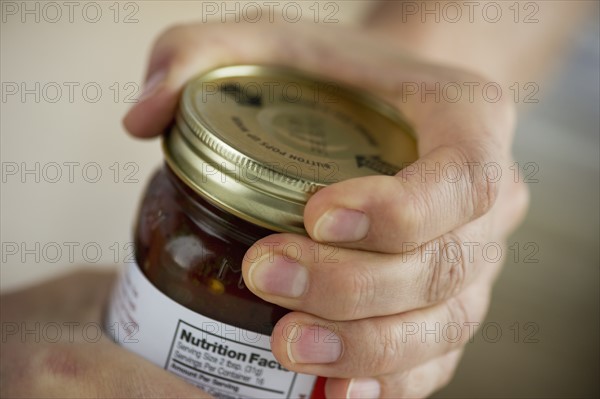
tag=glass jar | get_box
[136,165,288,335]
[106,65,417,399]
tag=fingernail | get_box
[138,69,166,102]
[346,378,381,399]
[287,325,342,364]
[248,255,308,298]
[314,208,369,242]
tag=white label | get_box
[106,262,316,399]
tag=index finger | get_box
[303,80,516,252]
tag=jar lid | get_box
[163,65,417,234]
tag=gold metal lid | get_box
[163,65,417,234]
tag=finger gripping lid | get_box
[163,65,417,233]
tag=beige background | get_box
[1,1,598,398]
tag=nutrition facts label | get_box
[106,262,315,399]
[166,320,306,398]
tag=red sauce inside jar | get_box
[135,165,290,336]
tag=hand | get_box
[123,21,529,398]
[0,270,211,398]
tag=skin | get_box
[0,270,211,398]
[16,1,598,395]
[128,20,529,398]
[364,0,590,84]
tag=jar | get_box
[105,65,417,399]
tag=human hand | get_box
[123,21,529,398]
[0,269,211,398]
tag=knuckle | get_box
[444,297,471,334]
[471,168,498,217]
[386,183,427,243]
[424,233,470,304]
[366,323,405,374]
[355,175,421,246]
[455,144,499,218]
[343,268,378,319]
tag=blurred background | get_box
[1,1,598,398]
